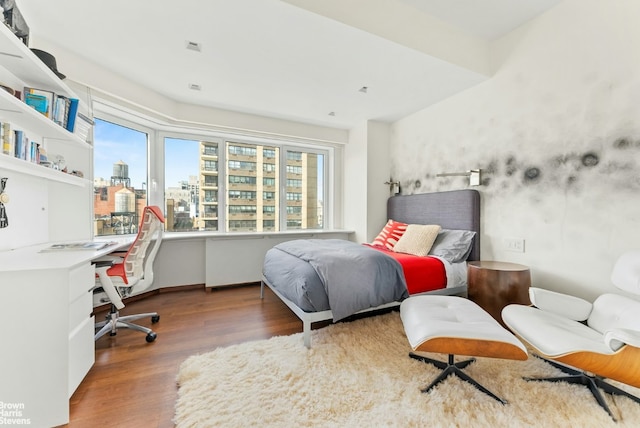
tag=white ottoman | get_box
[400,295,527,403]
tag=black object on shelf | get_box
[1,0,29,46]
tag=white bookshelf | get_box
[0,24,96,427]
[0,23,93,250]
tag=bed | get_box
[261,189,481,348]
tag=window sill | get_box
[100,229,354,242]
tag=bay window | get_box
[93,113,329,236]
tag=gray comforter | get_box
[266,239,409,321]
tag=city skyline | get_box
[94,118,325,199]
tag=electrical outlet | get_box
[505,237,525,253]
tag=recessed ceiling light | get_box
[359,86,368,93]
[186,41,202,52]
[189,83,202,91]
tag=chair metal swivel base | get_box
[95,304,160,343]
[527,355,640,422]
[409,352,507,404]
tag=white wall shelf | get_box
[0,87,88,146]
[0,24,76,96]
[0,153,89,186]
[0,24,95,427]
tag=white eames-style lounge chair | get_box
[503,250,640,421]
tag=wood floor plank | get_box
[65,283,302,427]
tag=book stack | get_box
[23,87,80,132]
[1,121,41,164]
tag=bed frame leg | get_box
[260,281,264,299]
[303,320,311,349]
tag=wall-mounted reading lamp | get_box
[384,178,401,194]
[436,169,482,186]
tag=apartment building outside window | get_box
[93,114,328,236]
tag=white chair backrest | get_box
[611,250,640,295]
[123,206,165,291]
[588,293,640,334]
[588,251,640,334]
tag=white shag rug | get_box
[175,312,640,427]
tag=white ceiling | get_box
[16,0,560,129]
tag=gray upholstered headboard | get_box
[387,189,481,261]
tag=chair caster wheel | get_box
[110,332,117,336]
[146,332,157,343]
[151,315,160,323]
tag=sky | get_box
[94,118,324,197]
[94,119,199,189]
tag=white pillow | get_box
[393,224,441,257]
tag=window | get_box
[229,205,257,214]
[93,118,148,236]
[263,220,276,229]
[228,160,256,170]
[228,144,256,156]
[229,220,256,230]
[164,137,218,232]
[93,109,330,235]
[203,160,217,171]
[229,175,257,185]
[229,190,256,199]
[286,165,302,174]
[284,150,324,229]
[287,151,302,161]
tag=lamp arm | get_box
[436,169,481,186]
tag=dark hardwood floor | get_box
[66,283,303,427]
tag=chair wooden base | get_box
[528,355,640,422]
[409,352,507,404]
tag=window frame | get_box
[93,102,332,234]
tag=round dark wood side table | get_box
[467,261,531,327]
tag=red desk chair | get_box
[94,206,165,343]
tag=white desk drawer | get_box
[69,288,92,332]
[68,316,95,397]
[69,263,95,303]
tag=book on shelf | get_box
[40,241,114,252]
[52,94,69,127]
[23,87,55,119]
[65,98,79,132]
[1,121,13,155]
[13,129,25,159]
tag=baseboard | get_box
[92,283,207,313]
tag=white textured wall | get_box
[390,0,640,300]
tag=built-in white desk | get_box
[0,239,131,427]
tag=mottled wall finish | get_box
[390,0,640,300]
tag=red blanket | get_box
[368,245,447,294]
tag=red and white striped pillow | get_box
[371,220,408,250]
